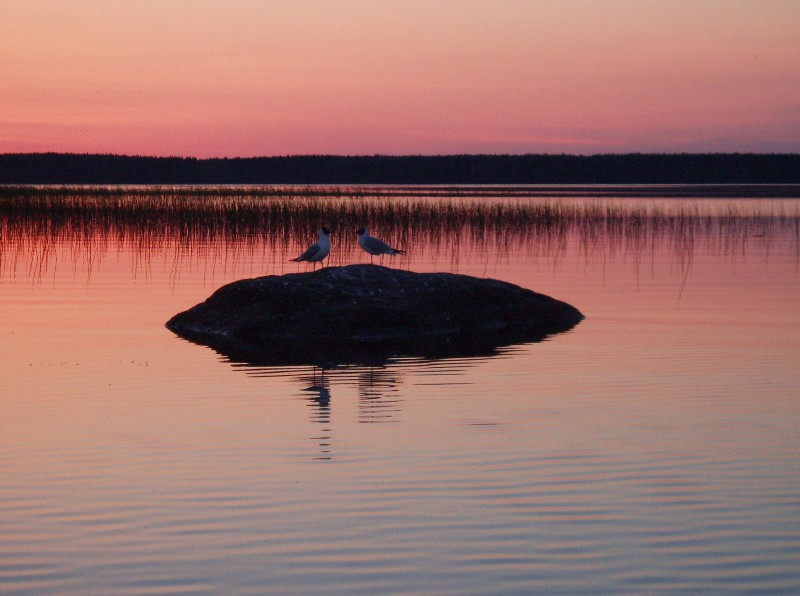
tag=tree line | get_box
[1,152,799,184]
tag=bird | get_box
[290,227,331,269]
[356,227,405,263]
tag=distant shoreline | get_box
[2,153,799,187]
[3,183,800,199]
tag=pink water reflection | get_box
[0,191,799,593]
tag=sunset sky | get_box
[2,0,798,157]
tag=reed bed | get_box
[1,186,798,281]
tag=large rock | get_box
[166,264,583,365]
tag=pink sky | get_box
[1,0,799,157]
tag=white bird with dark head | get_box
[291,227,331,269]
[356,227,405,263]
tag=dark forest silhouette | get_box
[1,152,799,185]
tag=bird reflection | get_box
[300,366,333,460]
[224,346,527,461]
[296,364,404,458]
[305,383,330,423]
[357,367,402,424]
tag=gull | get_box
[356,227,405,263]
[290,227,331,269]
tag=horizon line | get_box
[3,151,800,160]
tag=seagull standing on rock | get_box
[356,228,405,263]
[291,227,331,269]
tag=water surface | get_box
[1,186,799,593]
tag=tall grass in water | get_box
[0,186,798,281]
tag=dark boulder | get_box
[166,264,583,365]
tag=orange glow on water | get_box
[1,1,799,156]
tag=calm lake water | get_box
[1,186,799,594]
